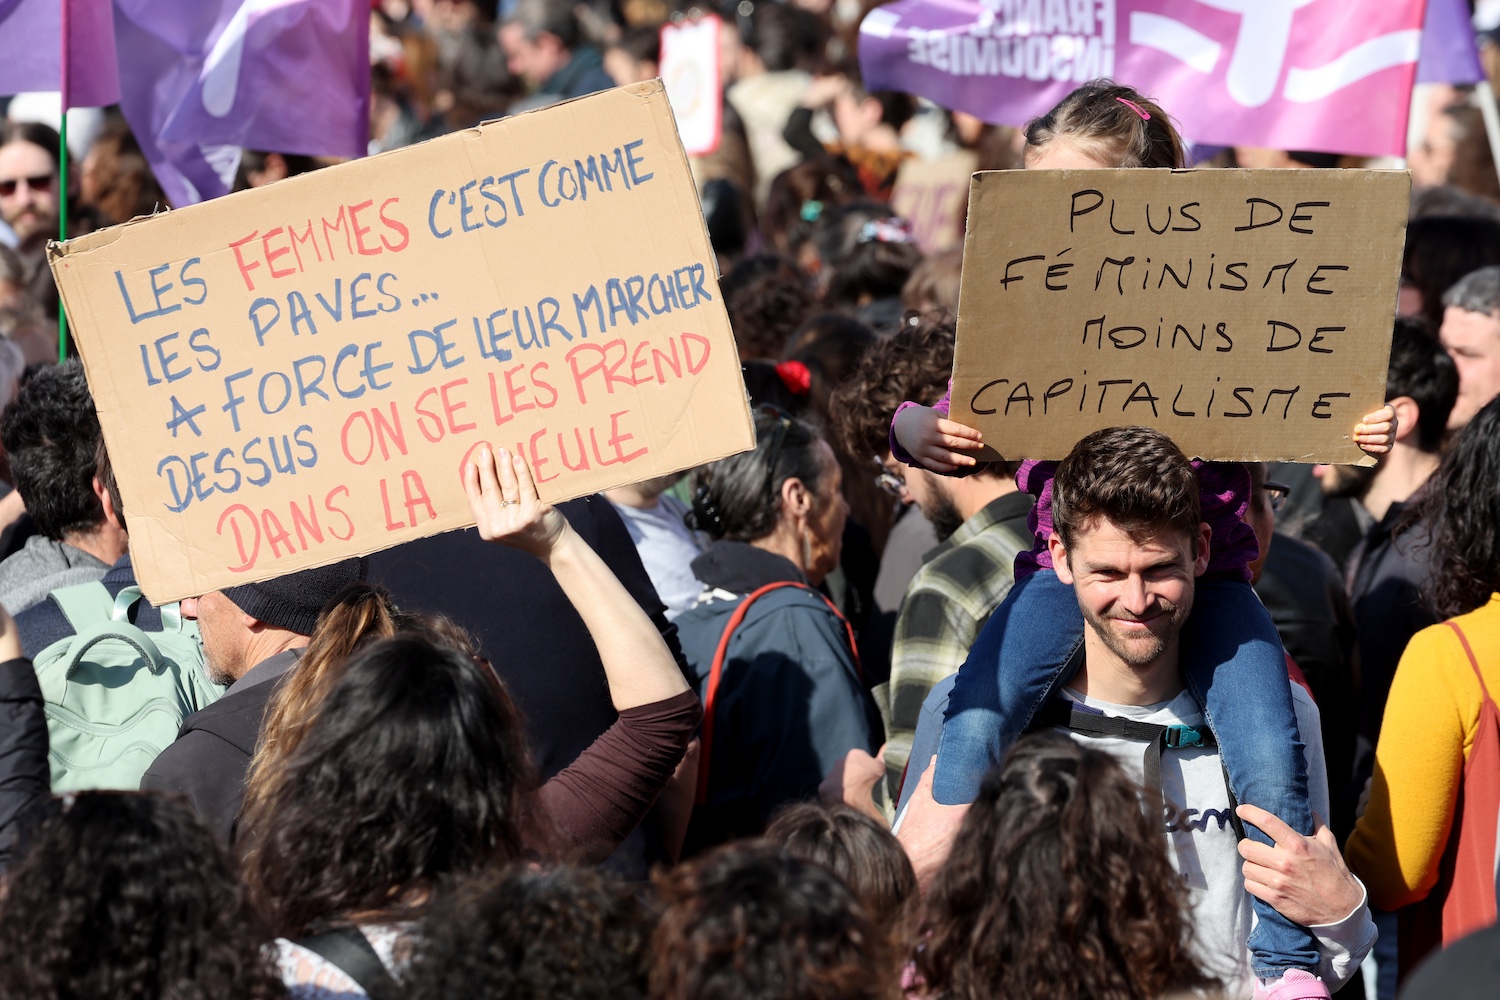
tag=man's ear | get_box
[92,476,122,532]
[1048,532,1074,584]
[1390,396,1420,445]
[1193,522,1212,577]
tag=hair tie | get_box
[1116,97,1151,121]
[775,360,811,396]
[687,484,727,538]
[857,217,914,245]
[800,199,824,223]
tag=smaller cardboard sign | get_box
[660,16,722,157]
[49,82,754,602]
[953,168,1410,464]
[890,151,977,253]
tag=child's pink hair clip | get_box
[1116,97,1151,121]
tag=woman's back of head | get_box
[0,791,285,1000]
[687,407,832,544]
[917,733,1212,1000]
[650,841,895,1000]
[406,863,651,1000]
[764,803,916,943]
[239,634,536,938]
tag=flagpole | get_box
[58,112,68,363]
[58,0,70,363]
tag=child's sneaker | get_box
[1254,969,1332,1000]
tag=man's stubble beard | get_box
[1081,595,1192,669]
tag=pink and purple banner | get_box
[860,0,1468,157]
[0,0,120,108]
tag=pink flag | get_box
[860,0,1428,157]
[0,0,120,108]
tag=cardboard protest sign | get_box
[952,168,1409,464]
[49,81,754,603]
[890,151,977,253]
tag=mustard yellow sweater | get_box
[1345,594,1500,910]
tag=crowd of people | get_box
[3,1,1500,999]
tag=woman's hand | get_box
[463,446,570,561]
[893,405,985,473]
[1353,404,1397,456]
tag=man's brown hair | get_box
[1051,426,1200,549]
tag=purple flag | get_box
[114,0,370,206]
[0,0,120,108]
[860,0,1428,157]
[1417,0,1484,84]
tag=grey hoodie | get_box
[0,535,110,615]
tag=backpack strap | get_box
[292,926,401,1000]
[1446,621,1496,705]
[695,581,859,804]
[1033,698,1246,840]
[49,581,117,634]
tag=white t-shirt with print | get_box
[1053,683,1375,999]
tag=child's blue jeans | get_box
[933,569,1320,979]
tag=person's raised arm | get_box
[464,446,689,711]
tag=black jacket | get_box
[140,650,298,846]
[0,657,50,872]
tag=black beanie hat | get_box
[222,557,367,636]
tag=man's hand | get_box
[895,757,969,892]
[819,746,887,822]
[1237,804,1364,926]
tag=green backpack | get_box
[33,581,225,791]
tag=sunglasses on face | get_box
[0,174,53,197]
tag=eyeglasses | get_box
[873,457,906,498]
[0,174,53,197]
[757,404,793,501]
[1264,481,1290,514]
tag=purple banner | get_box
[0,0,120,109]
[114,0,370,206]
[860,0,1429,157]
[1417,0,1484,85]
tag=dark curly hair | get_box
[1401,214,1500,329]
[762,155,864,259]
[1403,396,1500,619]
[405,863,651,1000]
[763,803,916,947]
[916,734,1214,1000]
[238,635,541,938]
[721,254,815,361]
[829,313,956,461]
[0,792,286,1000]
[0,359,104,540]
[650,841,896,1000]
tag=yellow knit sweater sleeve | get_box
[1344,599,1500,910]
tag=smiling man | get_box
[1030,427,1375,999]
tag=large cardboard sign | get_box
[50,82,754,603]
[890,151,977,253]
[952,168,1409,464]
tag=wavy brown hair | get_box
[238,635,542,938]
[241,582,479,830]
[915,734,1214,1000]
[1403,396,1500,619]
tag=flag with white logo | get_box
[860,0,1448,156]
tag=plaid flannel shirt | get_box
[876,491,1034,804]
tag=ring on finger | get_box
[499,499,520,507]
